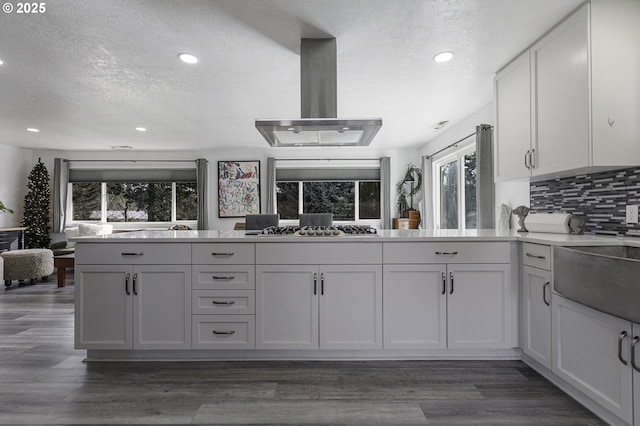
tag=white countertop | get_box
[71,228,634,246]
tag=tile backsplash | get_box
[530,167,640,236]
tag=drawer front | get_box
[522,243,551,270]
[192,265,255,290]
[192,315,255,349]
[383,242,510,264]
[75,243,191,265]
[256,242,382,264]
[192,243,254,264]
[193,290,255,315]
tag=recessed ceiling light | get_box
[26,128,40,132]
[135,127,147,132]
[177,53,198,64]
[433,51,455,63]
[0,59,4,65]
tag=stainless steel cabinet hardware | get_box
[211,252,234,257]
[618,331,629,365]
[526,253,546,259]
[632,336,640,373]
[321,272,325,295]
[212,275,235,280]
[435,251,458,255]
[121,252,144,257]
[132,273,138,295]
[542,281,550,306]
[441,272,446,295]
[449,272,454,295]
[211,300,236,305]
[313,273,317,295]
[212,330,235,335]
[125,273,131,296]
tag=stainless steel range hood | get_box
[255,38,382,147]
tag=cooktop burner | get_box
[259,225,378,237]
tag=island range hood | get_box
[255,38,382,147]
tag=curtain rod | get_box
[424,132,476,159]
[63,159,199,163]
[275,158,381,161]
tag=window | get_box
[434,145,477,230]
[274,159,381,223]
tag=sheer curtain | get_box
[53,158,69,233]
[196,159,209,230]
[476,124,495,229]
[380,157,391,229]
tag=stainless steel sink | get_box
[553,245,640,323]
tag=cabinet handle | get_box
[435,251,458,255]
[132,273,138,295]
[211,252,234,257]
[125,273,131,296]
[212,330,236,335]
[449,272,454,295]
[121,252,144,257]
[313,273,317,295]
[441,272,446,295]
[525,253,546,260]
[212,275,235,281]
[632,337,640,373]
[542,281,550,307]
[211,300,236,305]
[618,331,629,366]
[524,150,531,169]
[321,272,325,296]
[529,148,536,168]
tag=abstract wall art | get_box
[218,161,261,217]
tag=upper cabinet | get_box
[495,1,640,182]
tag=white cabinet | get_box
[75,264,191,350]
[552,295,633,424]
[633,324,640,426]
[494,1,640,180]
[256,264,382,350]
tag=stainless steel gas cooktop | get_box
[257,225,378,237]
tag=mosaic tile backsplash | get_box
[530,167,640,236]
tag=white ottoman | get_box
[1,248,54,287]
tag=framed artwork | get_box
[218,160,261,217]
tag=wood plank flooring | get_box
[0,272,606,425]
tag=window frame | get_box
[433,144,476,231]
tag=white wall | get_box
[417,102,530,229]
[35,145,415,230]
[0,144,33,227]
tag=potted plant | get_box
[396,163,422,217]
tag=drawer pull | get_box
[212,275,236,281]
[211,300,236,305]
[526,253,546,260]
[435,251,458,255]
[212,330,236,335]
[121,252,144,257]
[618,331,629,366]
[211,252,234,257]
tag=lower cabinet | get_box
[522,265,552,368]
[552,295,633,424]
[383,263,513,349]
[256,264,382,350]
[75,264,191,350]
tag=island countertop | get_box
[70,228,631,246]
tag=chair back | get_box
[299,213,333,227]
[245,214,280,230]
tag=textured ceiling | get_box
[0,0,583,151]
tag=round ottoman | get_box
[1,248,54,287]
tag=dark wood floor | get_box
[0,272,606,425]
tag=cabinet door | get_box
[531,5,589,176]
[75,265,133,350]
[632,324,640,426]
[256,265,318,349]
[522,265,551,368]
[447,264,512,349]
[552,295,632,424]
[494,51,532,181]
[319,265,382,350]
[133,265,191,350]
[383,264,446,349]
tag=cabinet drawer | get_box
[193,290,255,315]
[383,242,510,264]
[192,265,255,290]
[256,242,382,264]
[75,243,191,265]
[192,243,254,264]
[192,315,255,349]
[522,243,551,270]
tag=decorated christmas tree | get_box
[21,158,51,249]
